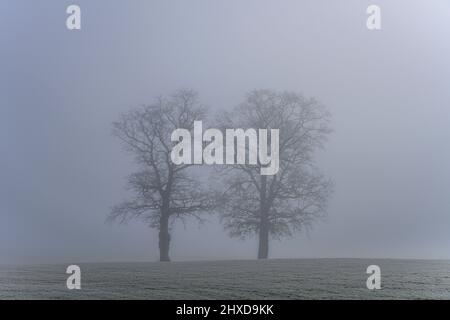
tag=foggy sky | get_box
[1,0,450,264]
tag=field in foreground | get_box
[1,259,450,299]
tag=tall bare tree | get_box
[110,89,212,261]
[218,89,333,259]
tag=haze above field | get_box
[1,0,450,263]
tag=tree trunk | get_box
[257,175,269,259]
[159,209,171,262]
[257,215,269,259]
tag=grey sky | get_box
[1,0,450,264]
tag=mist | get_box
[1,0,450,264]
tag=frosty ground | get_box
[1,259,449,299]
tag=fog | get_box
[1,0,450,264]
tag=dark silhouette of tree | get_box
[217,89,333,259]
[110,89,213,261]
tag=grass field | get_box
[1,259,450,299]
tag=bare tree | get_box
[217,89,333,259]
[110,89,212,261]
